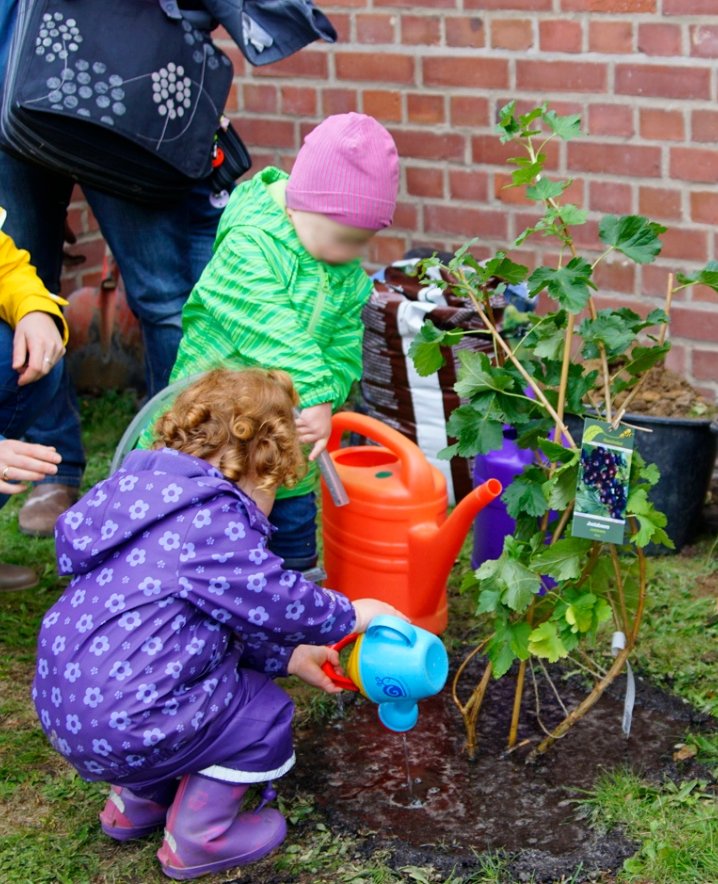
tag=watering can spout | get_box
[409,478,503,608]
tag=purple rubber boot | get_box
[157,774,286,880]
[100,782,176,841]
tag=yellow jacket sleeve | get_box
[0,224,69,345]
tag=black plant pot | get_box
[567,413,718,554]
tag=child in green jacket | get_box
[160,113,400,570]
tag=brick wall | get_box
[61,0,718,402]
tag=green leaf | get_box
[445,405,504,457]
[528,621,568,662]
[627,487,674,549]
[579,313,636,359]
[556,205,588,226]
[408,320,449,376]
[528,257,596,313]
[502,467,549,519]
[500,559,542,612]
[525,177,570,202]
[482,252,530,285]
[543,463,579,511]
[496,101,521,143]
[530,537,592,581]
[508,157,544,186]
[622,343,671,378]
[487,631,516,679]
[453,350,514,399]
[676,260,718,292]
[543,109,582,141]
[599,215,667,264]
[476,588,501,614]
[509,620,532,660]
[537,438,577,464]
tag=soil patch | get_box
[609,364,715,420]
[287,664,716,882]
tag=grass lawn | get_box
[0,391,716,884]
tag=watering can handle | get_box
[328,412,435,499]
[321,632,360,692]
[366,615,417,646]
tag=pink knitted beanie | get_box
[285,113,399,231]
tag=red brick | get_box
[491,19,534,51]
[664,0,718,13]
[615,64,711,100]
[472,134,560,169]
[665,343,687,376]
[568,143,661,178]
[516,60,607,93]
[281,87,317,117]
[446,16,486,48]
[540,19,583,53]
[393,201,419,229]
[450,96,490,127]
[356,13,397,44]
[671,148,718,183]
[692,349,718,382]
[639,108,685,142]
[375,0,454,7]
[424,204,509,240]
[325,0,365,7]
[401,15,441,46]
[671,307,718,343]
[407,93,445,124]
[660,227,708,263]
[561,0,655,10]
[690,191,718,225]
[638,186,682,220]
[253,51,327,80]
[406,166,445,198]
[589,103,634,138]
[641,264,675,300]
[449,169,489,202]
[589,181,634,214]
[321,88,358,115]
[336,52,414,84]
[592,260,637,294]
[466,0,549,7]
[589,20,633,54]
[241,117,295,150]
[691,25,718,58]
[423,57,509,89]
[369,235,409,267]
[362,90,402,122]
[637,23,682,56]
[393,129,466,162]
[691,110,718,143]
[243,84,278,114]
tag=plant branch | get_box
[452,639,492,760]
[609,544,630,634]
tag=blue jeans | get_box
[0,148,222,488]
[268,493,318,571]
[0,321,64,508]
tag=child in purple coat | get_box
[33,368,405,880]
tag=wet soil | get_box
[287,663,716,882]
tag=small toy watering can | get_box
[322,615,449,732]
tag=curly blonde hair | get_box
[153,368,306,491]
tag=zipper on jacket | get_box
[307,263,329,338]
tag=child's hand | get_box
[287,644,344,694]
[295,402,332,461]
[352,599,410,633]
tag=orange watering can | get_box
[322,412,502,634]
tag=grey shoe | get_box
[0,562,38,592]
[18,484,81,538]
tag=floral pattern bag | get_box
[1,0,246,202]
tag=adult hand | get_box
[0,439,62,495]
[287,644,344,694]
[13,311,66,387]
[295,402,332,461]
[352,598,410,633]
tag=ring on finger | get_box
[1,465,10,481]
[43,356,52,364]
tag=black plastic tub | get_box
[568,413,718,554]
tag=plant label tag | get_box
[571,418,634,544]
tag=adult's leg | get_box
[85,182,222,398]
[0,150,86,535]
